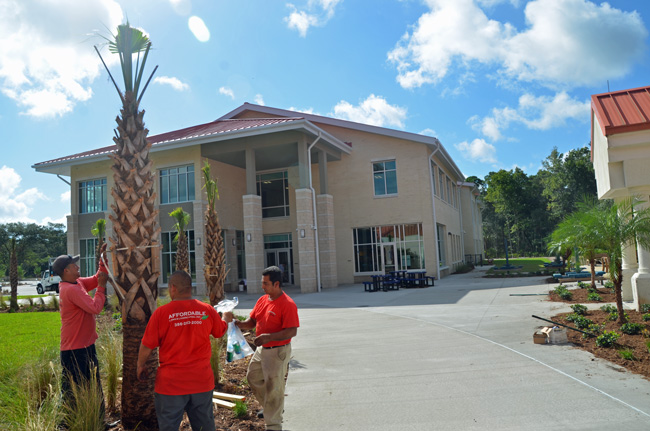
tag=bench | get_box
[363,281,377,292]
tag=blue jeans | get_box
[154,390,215,431]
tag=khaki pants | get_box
[247,344,291,431]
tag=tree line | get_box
[0,222,67,279]
[469,145,597,258]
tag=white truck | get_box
[37,259,60,294]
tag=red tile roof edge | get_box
[591,85,650,137]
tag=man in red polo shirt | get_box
[137,270,227,431]
[224,266,299,431]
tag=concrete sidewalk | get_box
[233,268,650,430]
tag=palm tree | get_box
[593,198,650,324]
[8,238,18,312]
[202,161,228,306]
[169,207,190,273]
[91,218,106,271]
[95,22,160,430]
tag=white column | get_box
[243,195,264,294]
[296,188,317,292]
[632,197,650,310]
[616,197,638,301]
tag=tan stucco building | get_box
[591,85,650,309]
[33,104,484,295]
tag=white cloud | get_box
[61,190,71,203]
[188,16,210,42]
[0,0,123,118]
[455,139,497,164]
[388,0,646,89]
[169,0,191,16]
[285,0,342,37]
[471,91,589,141]
[154,76,189,91]
[219,86,235,99]
[420,128,437,137]
[254,94,265,105]
[0,165,46,223]
[331,94,407,128]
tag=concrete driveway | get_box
[234,267,650,431]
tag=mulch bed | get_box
[547,285,650,380]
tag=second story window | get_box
[79,179,107,214]
[257,171,290,218]
[160,165,195,204]
[373,160,397,196]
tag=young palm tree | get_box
[91,219,106,271]
[202,161,228,305]
[96,22,160,429]
[8,238,18,312]
[593,198,650,324]
[169,207,190,273]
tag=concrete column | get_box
[317,194,337,289]
[616,197,638,301]
[67,214,78,255]
[632,197,650,309]
[245,148,257,195]
[318,150,328,195]
[243,195,264,294]
[296,188,317,292]
[225,229,239,291]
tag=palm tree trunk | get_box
[122,322,158,430]
[589,259,596,289]
[614,259,627,324]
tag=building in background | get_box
[33,103,485,295]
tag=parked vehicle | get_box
[37,259,60,294]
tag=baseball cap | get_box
[52,254,80,277]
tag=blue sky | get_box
[1,0,650,225]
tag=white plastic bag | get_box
[215,297,239,313]
[226,321,254,362]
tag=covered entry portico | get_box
[200,117,351,294]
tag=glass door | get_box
[382,243,397,274]
[265,249,293,284]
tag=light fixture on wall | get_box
[448,232,452,236]
[196,238,202,245]
[246,233,252,242]
[300,229,306,238]
[231,238,236,246]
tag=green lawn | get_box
[488,257,552,275]
[0,312,60,377]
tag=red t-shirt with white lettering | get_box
[250,292,299,348]
[141,299,227,395]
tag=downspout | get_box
[308,133,322,292]
[428,141,442,282]
[457,183,465,264]
[57,174,71,186]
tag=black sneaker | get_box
[257,409,264,418]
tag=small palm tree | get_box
[169,207,190,273]
[202,161,228,306]
[91,219,106,271]
[593,198,650,323]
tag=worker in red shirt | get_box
[137,270,227,431]
[55,243,108,418]
[224,266,299,431]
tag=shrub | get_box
[62,367,105,431]
[596,331,620,348]
[572,316,594,330]
[50,294,59,311]
[604,280,614,289]
[585,323,603,338]
[640,304,650,313]
[600,304,617,313]
[99,329,122,412]
[587,292,602,302]
[233,400,248,419]
[577,281,589,289]
[111,312,122,332]
[554,285,573,300]
[570,304,588,315]
[643,314,650,322]
[646,340,650,354]
[619,349,636,360]
[620,322,644,335]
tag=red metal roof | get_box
[34,117,303,167]
[591,85,650,137]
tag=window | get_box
[160,165,195,204]
[79,179,107,214]
[79,238,98,277]
[446,177,452,204]
[257,171,290,218]
[437,224,446,267]
[430,161,437,196]
[373,160,397,196]
[161,230,195,283]
[438,170,445,201]
[353,224,424,274]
